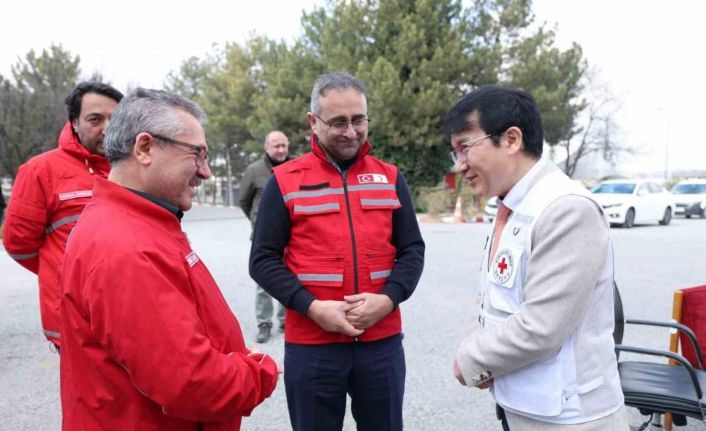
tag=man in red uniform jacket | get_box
[3,82,123,348]
[250,72,425,430]
[60,88,278,431]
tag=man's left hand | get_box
[343,293,394,329]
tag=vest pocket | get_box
[493,354,568,417]
[365,249,396,287]
[482,311,571,417]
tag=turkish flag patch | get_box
[357,173,388,184]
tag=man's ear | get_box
[504,126,524,155]
[72,119,79,133]
[133,133,155,166]
[306,112,317,132]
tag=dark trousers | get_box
[284,334,405,431]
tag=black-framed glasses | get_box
[150,133,209,167]
[314,113,370,133]
[449,134,493,165]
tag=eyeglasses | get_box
[315,113,370,133]
[449,134,493,165]
[150,133,209,167]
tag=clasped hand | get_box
[307,293,394,337]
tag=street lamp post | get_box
[657,107,670,183]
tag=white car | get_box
[671,179,706,218]
[591,179,674,228]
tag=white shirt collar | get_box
[499,157,546,212]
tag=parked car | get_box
[591,179,674,228]
[671,179,706,218]
[483,196,498,223]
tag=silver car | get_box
[672,179,706,218]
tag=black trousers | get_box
[284,334,405,431]
[496,405,511,431]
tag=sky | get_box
[1,0,704,177]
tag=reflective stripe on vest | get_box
[8,251,39,260]
[361,199,400,207]
[45,214,80,234]
[348,184,396,192]
[283,183,396,203]
[43,329,60,339]
[283,188,343,202]
[298,273,344,282]
[293,203,340,213]
[371,269,392,280]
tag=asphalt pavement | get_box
[1,204,705,430]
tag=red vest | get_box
[273,135,402,344]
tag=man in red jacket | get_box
[250,72,425,430]
[2,81,123,348]
[60,88,278,431]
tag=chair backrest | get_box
[676,285,706,368]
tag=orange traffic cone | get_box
[453,195,465,223]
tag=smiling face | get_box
[451,112,517,198]
[306,87,368,163]
[146,109,211,211]
[73,92,119,155]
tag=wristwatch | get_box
[472,370,493,387]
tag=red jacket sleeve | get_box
[85,249,278,422]
[2,162,50,273]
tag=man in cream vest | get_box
[447,86,629,430]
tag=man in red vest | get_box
[3,82,123,349]
[250,71,425,430]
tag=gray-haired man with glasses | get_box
[250,71,425,430]
[60,88,279,430]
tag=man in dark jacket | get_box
[239,131,290,343]
[2,81,123,348]
[0,189,5,226]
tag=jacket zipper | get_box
[341,170,361,342]
[341,173,359,296]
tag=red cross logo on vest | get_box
[492,249,514,285]
[497,256,508,274]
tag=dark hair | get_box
[442,85,544,158]
[64,82,124,122]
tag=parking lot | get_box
[1,205,705,430]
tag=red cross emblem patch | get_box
[492,248,514,285]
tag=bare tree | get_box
[558,71,636,178]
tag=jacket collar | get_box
[57,122,111,176]
[92,177,184,231]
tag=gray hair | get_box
[104,88,206,164]
[310,71,368,114]
[263,130,286,149]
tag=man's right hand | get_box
[307,300,364,337]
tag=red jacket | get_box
[273,137,403,344]
[2,122,110,345]
[60,178,278,431]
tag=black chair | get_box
[614,282,706,430]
